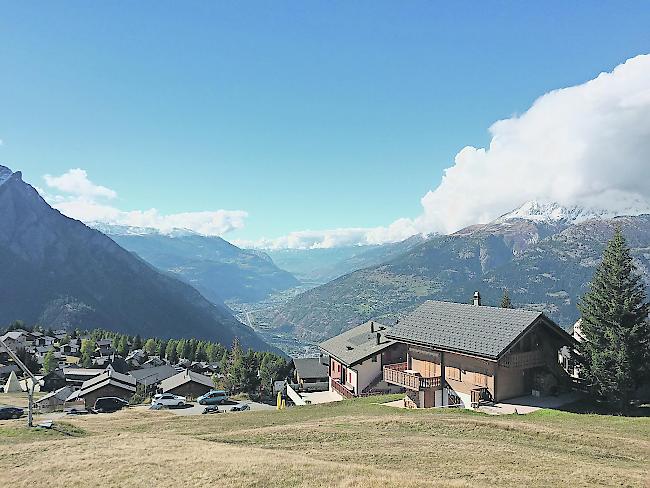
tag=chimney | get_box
[376,332,381,345]
[370,321,375,333]
[473,291,481,306]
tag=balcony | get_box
[330,378,354,399]
[383,363,442,391]
[499,349,547,369]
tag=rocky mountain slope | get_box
[273,203,650,342]
[95,224,299,304]
[0,165,272,350]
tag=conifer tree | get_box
[500,289,513,309]
[577,228,650,412]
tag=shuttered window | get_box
[447,366,461,381]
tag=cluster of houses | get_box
[294,292,578,409]
[0,332,221,412]
[2,291,584,413]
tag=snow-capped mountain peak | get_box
[495,200,649,225]
[89,222,199,237]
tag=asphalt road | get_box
[136,400,276,416]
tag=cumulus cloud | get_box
[44,168,117,199]
[248,54,650,249]
[41,169,247,236]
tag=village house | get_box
[320,321,407,398]
[292,356,329,392]
[63,367,104,386]
[66,368,136,409]
[0,331,28,352]
[160,370,214,399]
[95,339,115,357]
[129,364,178,392]
[382,294,575,408]
[41,368,67,392]
[35,386,74,412]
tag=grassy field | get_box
[0,394,648,487]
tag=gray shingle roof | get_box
[319,321,396,366]
[387,300,549,359]
[160,369,214,392]
[293,357,328,380]
[129,365,178,385]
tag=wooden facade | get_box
[384,319,572,408]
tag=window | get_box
[349,372,352,383]
[473,372,488,387]
[447,366,461,381]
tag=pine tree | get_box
[43,350,57,374]
[577,228,650,412]
[500,289,513,309]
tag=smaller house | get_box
[320,321,407,398]
[292,356,329,392]
[41,368,67,392]
[35,386,74,412]
[71,369,136,409]
[95,339,114,357]
[129,365,178,391]
[63,367,104,386]
[141,356,166,369]
[0,331,28,352]
[125,349,147,367]
[160,370,214,399]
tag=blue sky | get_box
[1,2,650,246]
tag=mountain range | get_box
[0,165,272,351]
[266,234,427,285]
[94,224,299,304]
[271,201,650,342]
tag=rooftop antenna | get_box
[0,338,39,427]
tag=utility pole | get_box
[0,338,39,427]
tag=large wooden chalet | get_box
[383,295,575,408]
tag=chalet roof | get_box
[129,365,178,385]
[96,339,112,347]
[36,386,74,404]
[387,300,569,360]
[319,321,396,367]
[160,370,213,392]
[77,369,136,397]
[1,331,25,341]
[293,357,328,380]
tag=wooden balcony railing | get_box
[330,378,354,399]
[383,363,441,391]
[499,349,547,369]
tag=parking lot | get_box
[136,399,276,416]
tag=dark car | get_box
[92,397,129,413]
[202,405,221,414]
[230,404,250,412]
[0,406,24,420]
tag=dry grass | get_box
[0,394,648,487]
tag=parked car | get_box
[0,406,24,420]
[92,397,129,413]
[197,390,228,405]
[64,407,90,416]
[230,403,250,412]
[151,393,186,407]
[202,405,222,414]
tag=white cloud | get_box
[44,168,117,199]
[248,54,650,249]
[41,169,247,236]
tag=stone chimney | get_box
[370,321,375,333]
[473,291,481,306]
